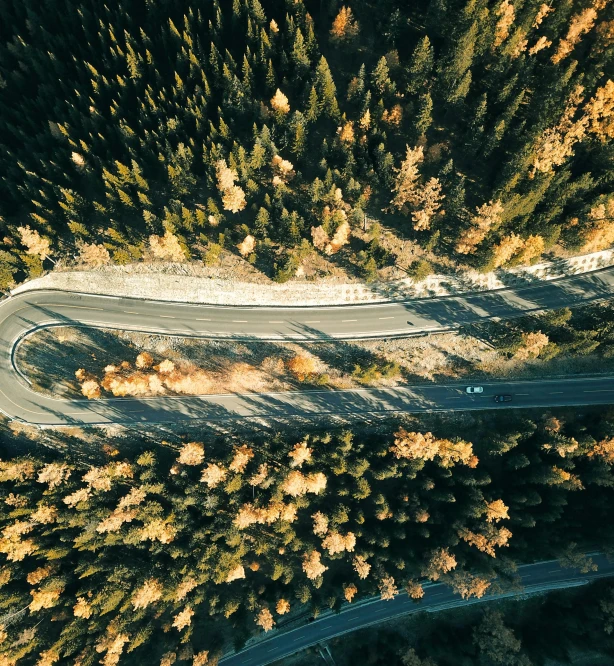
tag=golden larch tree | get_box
[330,6,359,43]
[455,200,504,254]
[18,226,52,260]
[270,89,290,114]
[302,550,328,580]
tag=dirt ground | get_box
[16,323,614,403]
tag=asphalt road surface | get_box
[219,554,614,666]
[1,265,614,425]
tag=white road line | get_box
[268,321,284,324]
[305,320,320,324]
[233,320,248,323]
[517,393,530,396]
[195,318,210,321]
[159,315,175,319]
[584,389,614,393]
[550,391,563,395]
[379,316,395,320]
[51,305,104,311]
[548,569,562,574]
[342,319,357,323]
[123,311,139,314]
[447,397,461,400]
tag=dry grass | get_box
[16,321,614,403]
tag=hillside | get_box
[0,0,613,287]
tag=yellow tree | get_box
[390,146,424,212]
[514,331,549,360]
[77,242,111,267]
[286,355,318,380]
[530,86,587,176]
[378,575,398,600]
[18,226,53,261]
[585,79,614,141]
[486,499,510,522]
[411,178,444,232]
[492,233,524,268]
[270,89,290,114]
[552,6,600,64]
[455,200,504,254]
[422,548,457,581]
[330,7,359,43]
[449,571,491,599]
[493,0,515,48]
[302,550,328,580]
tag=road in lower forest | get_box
[1,265,614,425]
[219,554,614,666]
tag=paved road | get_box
[220,554,614,666]
[1,266,614,425]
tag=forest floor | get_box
[16,324,614,402]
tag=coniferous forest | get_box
[0,0,613,286]
[2,1,614,665]
[3,409,614,665]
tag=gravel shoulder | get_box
[11,248,614,307]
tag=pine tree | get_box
[315,56,340,120]
[406,36,434,96]
[306,85,320,123]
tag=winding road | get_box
[1,266,614,425]
[220,554,614,666]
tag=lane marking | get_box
[447,396,461,400]
[379,317,395,320]
[268,321,284,324]
[517,393,529,396]
[305,320,320,324]
[195,318,210,321]
[50,305,104,311]
[550,391,563,395]
[584,389,614,393]
[123,311,139,315]
[159,315,175,319]
[233,320,248,323]
[342,319,357,323]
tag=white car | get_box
[466,386,484,394]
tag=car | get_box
[466,386,484,394]
[494,394,512,403]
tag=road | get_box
[1,266,614,425]
[219,554,614,666]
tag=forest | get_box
[2,407,614,664]
[0,0,613,286]
[319,580,614,665]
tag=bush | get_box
[408,259,433,283]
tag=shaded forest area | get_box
[3,408,614,664]
[318,581,614,665]
[0,0,613,287]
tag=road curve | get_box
[1,266,614,425]
[219,554,614,666]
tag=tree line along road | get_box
[219,554,614,666]
[1,266,614,425]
